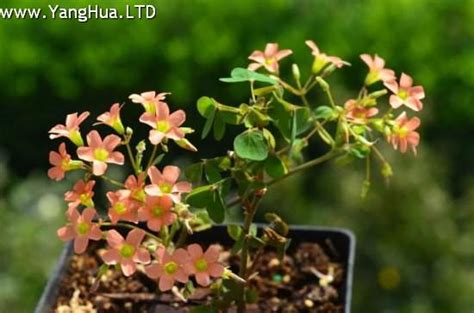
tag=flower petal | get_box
[169,110,186,127]
[174,269,189,284]
[82,208,97,223]
[92,161,107,176]
[103,134,122,151]
[145,263,163,279]
[174,181,192,193]
[89,225,102,240]
[149,130,165,145]
[127,228,145,247]
[195,272,211,287]
[163,166,180,184]
[157,102,170,120]
[121,259,137,276]
[208,263,225,278]
[159,275,175,291]
[76,147,94,162]
[108,151,125,165]
[106,229,124,249]
[204,245,220,262]
[400,73,413,88]
[187,243,203,259]
[133,248,151,264]
[74,237,89,254]
[102,249,120,264]
[57,225,75,241]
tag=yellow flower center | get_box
[94,148,109,161]
[76,222,90,235]
[156,120,170,132]
[152,205,164,218]
[398,127,409,138]
[61,158,70,171]
[79,194,93,207]
[195,258,208,272]
[365,71,380,85]
[164,261,178,275]
[132,189,146,202]
[69,130,84,146]
[265,57,276,66]
[159,183,173,194]
[398,89,409,100]
[114,202,127,214]
[120,244,135,258]
[144,102,156,114]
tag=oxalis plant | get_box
[48,40,424,312]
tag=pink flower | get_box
[48,143,82,181]
[129,91,170,114]
[145,247,189,291]
[248,43,292,74]
[305,40,349,73]
[388,112,421,155]
[344,99,379,124]
[64,179,95,212]
[360,54,396,85]
[184,244,224,287]
[102,229,151,277]
[145,166,192,203]
[384,73,425,111]
[139,102,186,145]
[49,112,90,146]
[138,195,175,231]
[77,130,125,176]
[106,190,138,224]
[96,103,125,134]
[57,208,102,254]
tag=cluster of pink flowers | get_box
[145,243,224,291]
[50,91,224,293]
[359,55,424,155]
[247,42,425,156]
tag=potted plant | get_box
[37,40,424,312]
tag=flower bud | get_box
[291,63,301,81]
[180,127,195,134]
[316,76,330,92]
[364,71,379,86]
[381,162,393,178]
[136,140,146,153]
[370,119,385,132]
[126,127,133,136]
[175,138,197,152]
[368,89,388,98]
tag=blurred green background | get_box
[1,0,473,312]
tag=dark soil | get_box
[54,242,345,313]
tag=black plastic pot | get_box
[35,225,355,313]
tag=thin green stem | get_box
[372,145,388,164]
[175,225,188,248]
[237,195,262,313]
[324,88,337,109]
[125,141,139,175]
[146,144,159,170]
[250,80,256,103]
[303,74,315,91]
[267,150,340,186]
[100,175,124,188]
